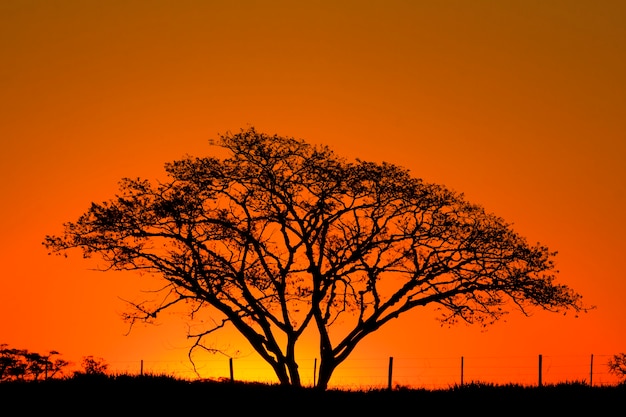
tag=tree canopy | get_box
[0,344,68,381]
[44,127,586,389]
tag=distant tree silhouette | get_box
[79,355,109,375]
[608,353,626,382]
[0,344,68,381]
[44,127,587,390]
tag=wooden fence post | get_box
[388,357,394,391]
[313,358,317,387]
[460,356,464,387]
[538,354,543,387]
[589,354,594,387]
[229,357,234,383]
[140,359,143,376]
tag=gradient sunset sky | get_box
[1,1,625,387]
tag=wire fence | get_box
[105,353,621,390]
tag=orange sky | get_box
[1,0,625,388]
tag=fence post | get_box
[460,356,464,387]
[313,358,317,387]
[538,354,543,387]
[229,357,234,383]
[140,359,143,376]
[388,357,394,391]
[589,354,594,387]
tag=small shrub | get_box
[79,355,108,375]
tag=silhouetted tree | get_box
[44,127,587,390]
[0,344,68,381]
[79,355,109,375]
[608,353,626,382]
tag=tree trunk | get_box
[315,357,336,391]
[285,335,301,387]
[287,361,301,388]
[269,360,292,386]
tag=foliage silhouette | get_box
[0,344,68,381]
[78,355,109,376]
[44,127,587,390]
[608,353,626,382]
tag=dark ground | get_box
[1,375,623,416]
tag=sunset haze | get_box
[1,0,624,388]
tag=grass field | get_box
[1,374,623,416]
